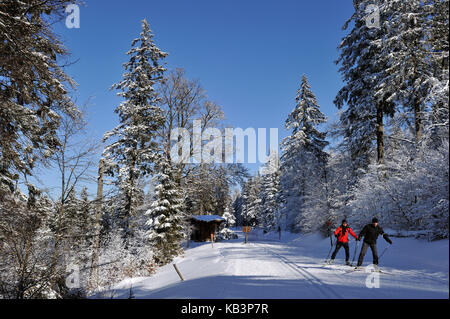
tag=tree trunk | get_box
[49,136,68,286]
[414,97,423,142]
[322,162,332,225]
[89,158,104,287]
[376,103,385,164]
[123,151,136,240]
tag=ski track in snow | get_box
[259,243,343,299]
[97,230,449,299]
[252,240,385,299]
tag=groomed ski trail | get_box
[96,230,449,299]
[258,243,343,299]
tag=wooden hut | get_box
[190,215,225,242]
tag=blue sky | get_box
[43,0,355,196]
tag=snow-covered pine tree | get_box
[222,202,236,228]
[259,152,281,233]
[79,187,94,241]
[0,184,60,298]
[219,202,238,240]
[63,187,94,256]
[103,19,168,238]
[280,75,329,232]
[285,75,329,158]
[0,0,78,195]
[373,0,438,143]
[295,152,332,234]
[145,156,186,266]
[231,190,244,227]
[242,173,262,227]
[335,0,396,166]
[427,0,449,144]
[313,152,347,231]
[183,163,239,216]
[71,187,95,272]
[428,0,449,74]
[240,179,250,226]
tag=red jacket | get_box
[334,225,357,243]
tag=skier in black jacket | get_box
[356,218,392,268]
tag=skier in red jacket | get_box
[328,219,357,265]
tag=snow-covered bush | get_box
[91,229,156,294]
[218,228,238,240]
[348,138,449,240]
[218,202,238,240]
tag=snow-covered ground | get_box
[96,229,449,299]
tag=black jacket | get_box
[358,224,392,245]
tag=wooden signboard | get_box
[243,226,251,233]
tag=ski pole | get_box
[329,231,333,248]
[324,238,336,263]
[378,245,390,261]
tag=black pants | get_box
[331,242,350,261]
[357,242,378,266]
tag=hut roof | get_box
[191,215,225,223]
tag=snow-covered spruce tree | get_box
[232,191,244,227]
[240,180,250,225]
[44,186,94,296]
[79,187,95,245]
[66,187,95,293]
[222,203,236,228]
[427,64,449,145]
[259,152,282,233]
[145,156,186,266]
[0,185,60,299]
[183,164,213,215]
[335,0,396,166]
[279,163,302,231]
[321,147,355,226]
[280,75,329,233]
[219,202,238,240]
[0,0,78,195]
[241,173,262,227]
[64,187,95,266]
[293,154,331,234]
[427,0,449,145]
[103,19,168,239]
[285,75,328,158]
[374,0,443,143]
[428,0,449,74]
[0,0,84,299]
[182,163,244,216]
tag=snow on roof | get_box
[191,215,225,222]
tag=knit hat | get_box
[372,217,379,223]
